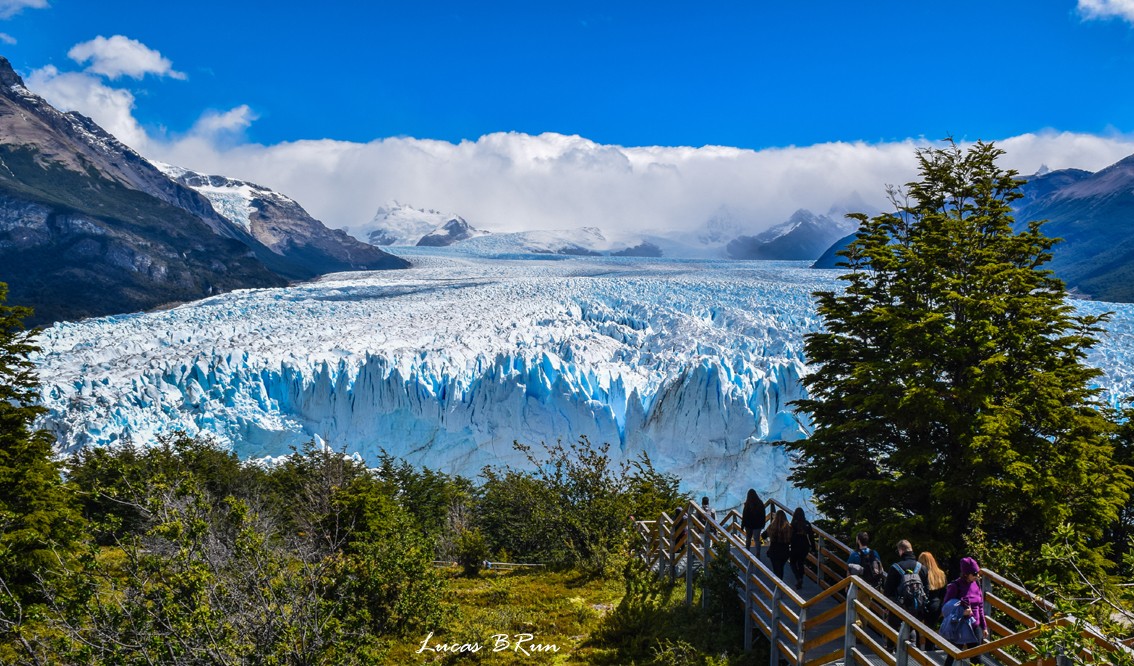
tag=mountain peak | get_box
[0,56,24,90]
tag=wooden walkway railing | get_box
[634,498,1129,666]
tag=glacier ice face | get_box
[31,250,1134,510]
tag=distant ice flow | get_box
[31,250,1134,508]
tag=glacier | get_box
[31,249,1134,509]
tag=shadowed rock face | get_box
[415,217,486,246]
[727,210,854,261]
[0,56,406,324]
[164,168,410,279]
[811,160,1134,303]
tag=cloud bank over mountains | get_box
[20,34,1134,237]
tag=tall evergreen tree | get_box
[0,283,82,600]
[789,141,1130,577]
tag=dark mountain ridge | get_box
[811,156,1134,303]
[0,56,406,324]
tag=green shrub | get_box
[456,527,490,577]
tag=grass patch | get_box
[386,566,621,664]
[388,561,769,665]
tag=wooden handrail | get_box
[635,497,1130,665]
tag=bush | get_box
[455,527,490,577]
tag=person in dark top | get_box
[884,540,930,646]
[741,489,765,556]
[788,507,814,590]
[846,531,883,587]
[884,540,929,599]
[761,509,792,580]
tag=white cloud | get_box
[190,105,258,138]
[0,32,16,44]
[1078,0,1134,23]
[148,130,1134,239]
[67,35,186,80]
[0,0,47,20]
[26,65,150,151]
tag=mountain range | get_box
[0,57,406,325]
[353,202,489,247]
[726,209,857,260]
[812,158,1134,302]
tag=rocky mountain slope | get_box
[726,209,856,260]
[812,157,1134,303]
[158,164,407,278]
[0,57,405,324]
[355,202,488,247]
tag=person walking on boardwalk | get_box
[846,531,884,589]
[884,539,929,646]
[788,507,814,590]
[941,557,987,666]
[741,489,765,556]
[762,509,792,580]
[700,496,716,521]
[917,551,947,651]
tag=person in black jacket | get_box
[788,507,815,590]
[884,539,929,644]
[741,489,765,556]
[762,509,792,580]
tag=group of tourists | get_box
[847,532,987,663]
[729,491,987,662]
[737,489,813,590]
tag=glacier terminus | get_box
[30,249,1134,507]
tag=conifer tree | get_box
[790,141,1130,576]
[0,283,82,599]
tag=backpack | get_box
[857,549,885,587]
[893,562,929,613]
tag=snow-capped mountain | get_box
[354,202,486,247]
[0,56,405,325]
[449,225,653,254]
[156,164,407,278]
[416,216,490,247]
[0,57,288,325]
[727,209,857,260]
[32,251,1134,506]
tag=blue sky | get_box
[5,0,1134,235]
[7,0,1134,148]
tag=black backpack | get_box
[893,562,929,612]
[859,549,885,587]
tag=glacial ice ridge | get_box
[31,249,1134,508]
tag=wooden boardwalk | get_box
[635,499,1126,666]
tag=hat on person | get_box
[960,557,980,575]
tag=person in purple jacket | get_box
[941,556,987,666]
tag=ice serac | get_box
[33,251,1134,508]
[34,252,832,507]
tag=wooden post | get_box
[769,586,782,666]
[701,510,711,609]
[896,621,910,666]
[843,583,858,664]
[686,525,694,607]
[821,533,830,589]
[744,556,754,651]
[669,514,678,583]
[797,603,809,664]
